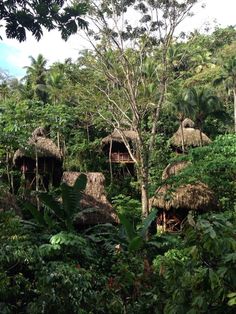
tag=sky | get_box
[0,0,236,79]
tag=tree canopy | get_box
[0,0,88,41]
[0,1,236,311]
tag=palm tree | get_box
[46,70,65,150]
[214,57,236,132]
[0,81,10,101]
[172,91,195,153]
[47,70,65,105]
[184,87,221,145]
[24,54,48,102]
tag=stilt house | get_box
[170,118,211,153]
[150,119,215,232]
[102,129,138,164]
[13,127,62,191]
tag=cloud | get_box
[1,29,91,78]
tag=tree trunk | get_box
[109,139,113,184]
[35,146,40,211]
[6,151,11,190]
[234,89,236,133]
[57,131,60,151]
[140,165,149,218]
[180,121,185,153]
[137,138,149,218]
[199,129,203,147]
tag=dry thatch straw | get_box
[182,118,195,128]
[13,133,62,164]
[151,157,216,212]
[150,182,217,211]
[62,172,119,225]
[31,127,47,139]
[102,129,138,144]
[170,127,211,148]
[162,160,190,180]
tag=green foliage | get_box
[40,231,93,264]
[26,174,87,231]
[0,1,88,42]
[118,209,157,252]
[162,134,236,210]
[1,17,236,313]
[153,211,236,313]
[1,209,235,313]
[112,194,142,226]
[27,262,93,314]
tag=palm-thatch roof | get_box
[162,160,190,180]
[170,127,211,148]
[62,172,119,225]
[31,126,47,138]
[150,182,217,211]
[151,155,216,211]
[182,118,195,128]
[102,129,138,144]
[13,130,62,165]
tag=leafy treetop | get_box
[0,0,88,42]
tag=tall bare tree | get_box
[84,0,198,217]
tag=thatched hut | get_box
[150,182,216,232]
[170,118,211,153]
[62,172,119,226]
[13,128,62,190]
[151,182,216,212]
[150,159,216,232]
[182,118,195,128]
[102,129,138,164]
[150,119,214,231]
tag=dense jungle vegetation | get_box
[0,0,236,313]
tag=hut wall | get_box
[103,141,135,163]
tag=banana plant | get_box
[118,209,157,252]
[25,174,87,231]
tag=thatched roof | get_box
[31,127,47,138]
[182,118,195,128]
[152,157,216,211]
[62,172,119,225]
[150,182,217,211]
[102,129,138,145]
[162,160,190,180]
[13,134,62,164]
[170,127,211,148]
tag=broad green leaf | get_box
[118,212,136,242]
[128,236,144,252]
[140,209,157,238]
[24,202,45,226]
[73,173,87,192]
[39,192,64,219]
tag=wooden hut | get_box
[102,129,138,164]
[170,118,211,153]
[62,172,119,226]
[13,127,62,191]
[150,119,214,232]
[150,161,216,232]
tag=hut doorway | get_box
[156,208,189,232]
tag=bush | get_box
[153,211,236,313]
